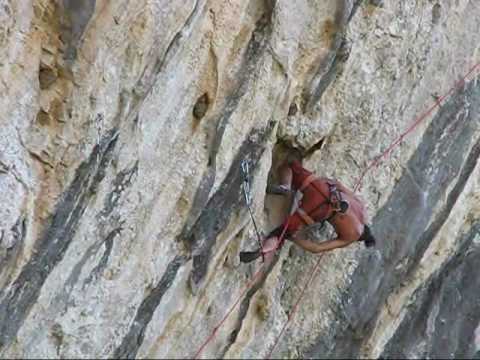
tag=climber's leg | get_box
[266,162,293,195]
[279,162,293,189]
[239,236,277,263]
[239,226,283,264]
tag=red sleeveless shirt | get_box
[283,161,333,235]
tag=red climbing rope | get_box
[193,60,480,359]
[353,61,480,192]
[193,218,290,359]
[193,264,266,359]
[264,60,480,358]
[265,253,324,359]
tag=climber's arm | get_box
[291,233,352,254]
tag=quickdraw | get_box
[241,159,264,262]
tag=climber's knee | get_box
[262,236,278,263]
[279,164,293,188]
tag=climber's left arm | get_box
[291,233,353,254]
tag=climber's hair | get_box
[359,225,376,248]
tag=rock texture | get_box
[0,0,479,358]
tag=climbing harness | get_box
[300,174,348,213]
[192,60,480,359]
[327,182,349,214]
[241,159,264,262]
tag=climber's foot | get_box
[266,184,291,195]
[239,250,262,263]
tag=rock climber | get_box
[240,159,376,263]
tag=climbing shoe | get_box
[266,184,291,195]
[239,250,262,263]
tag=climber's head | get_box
[359,224,376,248]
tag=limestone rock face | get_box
[1,0,479,358]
